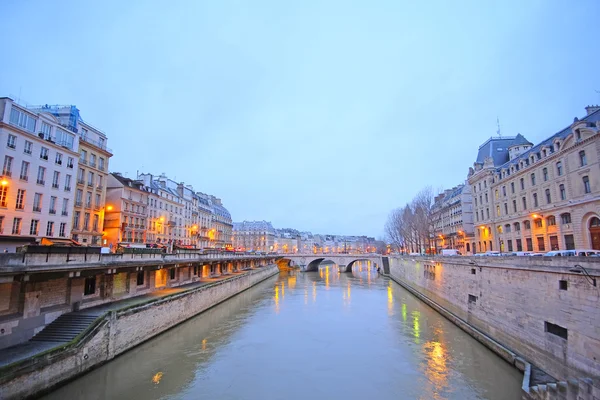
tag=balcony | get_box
[64,186,71,192]
[2,170,11,177]
[75,201,82,207]
[36,179,45,185]
[77,178,84,185]
[52,183,59,189]
[19,175,28,182]
[67,163,74,169]
[49,209,56,215]
[55,160,62,166]
[33,206,42,212]
[87,181,93,187]
[90,162,97,168]
[85,202,92,209]
[79,135,113,154]
[62,211,69,216]
[80,159,87,165]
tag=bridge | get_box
[276,254,388,273]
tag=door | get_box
[590,217,600,250]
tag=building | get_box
[232,220,276,252]
[0,98,80,251]
[27,104,112,245]
[209,196,233,249]
[432,183,474,254]
[104,173,149,248]
[467,105,600,253]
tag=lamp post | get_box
[569,264,597,287]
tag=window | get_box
[583,176,591,194]
[170,268,176,280]
[564,234,575,250]
[520,178,525,190]
[67,156,74,169]
[19,161,29,181]
[512,199,517,213]
[559,184,566,200]
[137,271,145,286]
[41,122,52,139]
[33,193,42,212]
[534,218,543,228]
[29,219,39,235]
[485,193,488,203]
[556,161,563,176]
[16,189,25,209]
[526,238,533,251]
[547,216,556,226]
[486,208,490,219]
[524,220,531,230]
[59,222,66,237]
[80,150,87,164]
[560,213,571,224]
[533,193,538,207]
[495,189,499,199]
[65,174,72,191]
[510,182,515,194]
[12,217,22,234]
[537,237,545,251]
[84,276,96,296]
[545,189,551,204]
[83,213,90,230]
[90,154,96,168]
[545,321,567,340]
[6,134,16,149]
[93,214,99,231]
[75,189,83,206]
[504,203,508,215]
[95,193,101,207]
[24,140,32,155]
[86,191,92,208]
[474,198,477,207]
[0,185,7,207]
[52,171,60,188]
[97,175,103,189]
[46,221,54,236]
[37,166,46,185]
[77,168,84,184]
[49,196,57,214]
[559,280,568,291]
[99,137,105,149]
[496,205,500,217]
[99,157,105,171]
[484,180,487,188]
[10,107,36,132]
[55,152,63,165]
[579,151,587,167]
[514,222,520,231]
[550,235,558,250]
[543,168,548,181]
[507,240,513,251]
[2,156,13,177]
[468,294,477,304]
[87,171,94,186]
[40,147,49,160]
[62,198,69,216]
[531,173,536,186]
[73,211,81,229]
[502,186,506,196]
[504,224,511,233]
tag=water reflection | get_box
[42,264,522,400]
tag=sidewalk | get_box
[0,270,251,368]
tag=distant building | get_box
[467,105,600,253]
[432,183,474,254]
[233,221,276,252]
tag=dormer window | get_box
[575,129,581,141]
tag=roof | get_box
[475,136,528,167]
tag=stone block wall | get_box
[388,256,599,398]
[0,265,279,399]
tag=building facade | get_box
[232,220,276,252]
[104,173,149,247]
[27,105,112,245]
[432,183,475,254]
[467,106,600,253]
[0,98,80,251]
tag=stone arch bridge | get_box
[276,254,388,273]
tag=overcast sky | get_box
[1,1,599,237]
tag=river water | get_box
[42,263,522,400]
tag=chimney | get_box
[585,105,600,116]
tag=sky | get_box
[1,0,599,238]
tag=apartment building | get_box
[432,183,475,254]
[467,105,600,253]
[0,98,80,251]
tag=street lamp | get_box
[569,264,597,287]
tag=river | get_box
[41,262,523,400]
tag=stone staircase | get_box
[30,313,99,343]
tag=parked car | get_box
[441,249,461,256]
[506,251,533,256]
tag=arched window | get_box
[514,222,520,231]
[547,216,556,226]
[497,225,503,234]
[590,217,600,228]
[504,224,511,233]
[560,213,571,225]
[523,220,531,230]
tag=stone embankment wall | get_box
[387,256,599,400]
[0,265,279,400]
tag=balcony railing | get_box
[19,175,28,181]
[52,183,59,189]
[90,162,97,168]
[77,178,84,185]
[49,209,56,215]
[85,202,92,208]
[80,159,87,165]
[79,135,113,153]
[36,179,45,185]
[61,211,69,216]
[87,181,93,187]
[33,206,42,212]
[2,170,11,177]
[96,185,103,191]
[64,186,71,192]
[75,201,82,207]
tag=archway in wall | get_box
[590,217,600,250]
[345,259,379,273]
[276,258,293,270]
